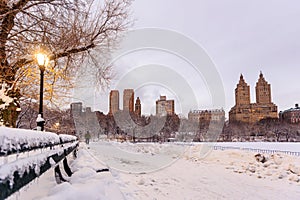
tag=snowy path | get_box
[89,142,300,200]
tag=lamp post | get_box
[36,53,49,131]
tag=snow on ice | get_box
[2,129,299,200]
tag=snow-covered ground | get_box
[7,143,124,200]
[7,141,300,200]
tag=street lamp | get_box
[54,122,60,133]
[35,52,49,131]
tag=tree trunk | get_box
[0,83,20,127]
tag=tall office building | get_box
[123,89,134,112]
[156,95,174,116]
[109,90,119,115]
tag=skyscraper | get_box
[109,90,119,114]
[123,89,134,112]
[135,97,141,117]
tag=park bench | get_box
[0,127,78,199]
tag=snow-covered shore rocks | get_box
[202,147,300,183]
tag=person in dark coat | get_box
[85,131,91,144]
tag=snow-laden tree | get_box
[0,0,132,127]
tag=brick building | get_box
[156,96,174,116]
[279,104,300,124]
[229,72,278,123]
[109,90,119,115]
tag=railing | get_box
[0,127,78,199]
[213,145,300,156]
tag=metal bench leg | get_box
[63,157,73,177]
[54,165,67,184]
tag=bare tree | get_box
[0,0,132,127]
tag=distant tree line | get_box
[17,100,75,135]
[96,113,300,142]
[96,111,180,142]
[221,118,300,142]
[16,104,300,142]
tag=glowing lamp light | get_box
[36,53,49,68]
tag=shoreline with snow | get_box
[6,141,299,200]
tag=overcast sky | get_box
[74,0,300,118]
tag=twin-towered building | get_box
[229,72,278,123]
[109,90,175,117]
[109,72,280,124]
[109,89,141,116]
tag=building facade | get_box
[229,72,278,123]
[280,104,300,124]
[70,102,101,139]
[188,109,225,122]
[156,95,175,116]
[70,102,83,114]
[109,90,119,115]
[123,89,134,112]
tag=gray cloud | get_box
[73,0,300,118]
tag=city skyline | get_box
[72,0,300,117]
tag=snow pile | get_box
[0,127,77,155]
[213,142,300,153]
[9,143,125,200]
[112,141,173,155]
[59,134,77,143]
[0,127,59,155]
[0,127,78,198]
[183,143,214,161]
[184,144,300,184]
[89,141,185,173]
[96,142,300,200]
[6,142,300,199]
[40,147,124,200]
[227,152,300,183]
[0,141,78,189]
